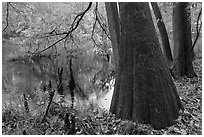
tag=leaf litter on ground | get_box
[2,58,202,135]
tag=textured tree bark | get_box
[172,2,197,78]
[110,2,182,130]
[151,2,173,67]
[105,2,120,70]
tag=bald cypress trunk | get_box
[110,2,182,130]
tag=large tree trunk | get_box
[172,2,197,78]
[110,2,182,130]
[151,2,173,67]
[105,2,120,70]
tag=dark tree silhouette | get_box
[110,2,182,130]
[68,57,76,109]
[151,2,173,67]
[172,2,197,78]
[23,93,29,114]
[105,2,120,70]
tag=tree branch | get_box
[91,3,99,46]
[191,7,202,51]
[36,2,92,54]
[95,6,111,40]
[91,2,111,46]
[70,2,92,32]
[9,2,24,16]
[3,2,10,32]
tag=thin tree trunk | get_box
[172,2,197,78]
[105,2,120,70]
[151,2,173,67]
[110,2,182,130]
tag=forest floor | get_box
[2,58,202,135]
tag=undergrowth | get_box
[2,58,202,135]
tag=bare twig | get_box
[9,2,24,16]
[91,3,99,46]
[37,2,92,54]
[92,3,97,38]
[95,7,111,40]
[3,2,10,32]
[91,2,111,48]
[43,20,69,37]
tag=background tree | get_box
[105,2,120,70]
[191,6,202,58]
[151,2,173,67]
[172,2,197,78]
[110,2,182,130]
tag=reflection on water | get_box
[97,86,114,111]
[96,79,115,111]
[2,79,115,114]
